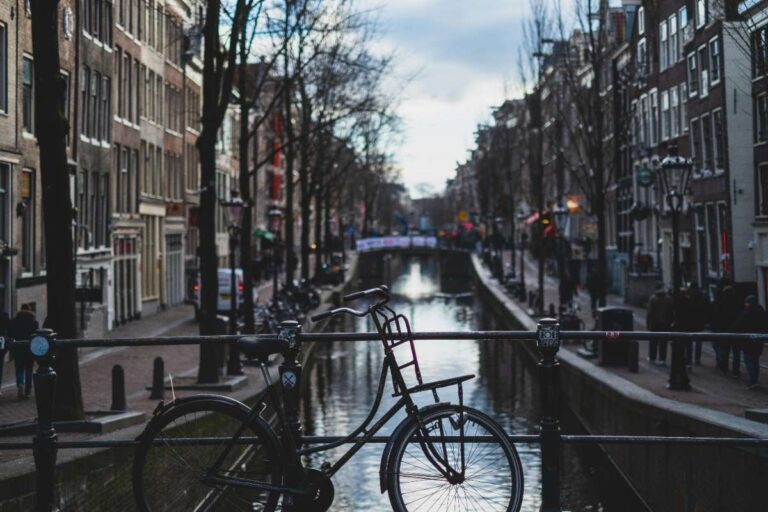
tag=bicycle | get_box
[132,286,524,511]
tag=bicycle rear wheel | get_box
[133,397,283,512]
[387,405,523,512]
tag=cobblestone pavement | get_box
[508,251,767,418]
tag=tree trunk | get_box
[239,46,255,335]
[31,0,84,420]
[196,0,223,383]
[283,74,295,286]
[314,170,323,276]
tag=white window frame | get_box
[712,108,725,173]
[661,89,670,141]
[0,22,6,114]
[638,6,645,35]
[696,0,706,29]
[698,45,709,98]
[669,13,679,65]
[670,87,680,137]
[650,89,659,146]
[690,116,702,175]
[709,36,720,85]
[659,20,669,71]
[687,52,698,97]
[757,92,768,143]
[680,83,688,133]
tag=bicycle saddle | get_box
[237,336,288,362]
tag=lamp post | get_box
[220,191,246,375]
[655,145,692,391]
[553,202,569,308]
[517,211,528,300]
[267,207,284,308]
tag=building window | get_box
[691,118,702,173]
[680,83,688,133]
[650,89,659,146]
[696,0,706,29]
[758,164,768,216]
[0,23,7,113]
[638,6,645,35]
[701,113,713,172]
[21,168,34,273]
[698,46,709,98]
[659,21,668,71]
[669,13,678,65]
[637,37,647,76]
[709,37,720,84]
[661,90,670,141]
[102,76,111,141]
[670,87,679,137]
[22,57,34,134]
[713,109,724,171]
[695,207,707,282]
[687,53,698,97]
[753,26,768,77]
[756,94,768,143]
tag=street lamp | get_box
[516,210,528,301]
[267,207,284,308]
[553,202,570,308]
[220,191,246,375]
[655,145,693,391]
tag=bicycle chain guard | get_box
[285,468,334,512]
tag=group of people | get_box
[0,304,40,399]
[646,279,765,390]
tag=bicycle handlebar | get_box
[311,307,368,322]
[343,285,389,302]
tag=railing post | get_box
[278,320,303,443]
[537,318,562,512]
[30,328,58,512]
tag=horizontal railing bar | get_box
[1,434,766,451]
[17,330,766,348]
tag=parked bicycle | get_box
[132,286,524,511]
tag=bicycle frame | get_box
[202,296,469,495]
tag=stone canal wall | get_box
[471,255,768,512]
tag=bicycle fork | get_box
[414,384,468,484]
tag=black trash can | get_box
[596,307,638,371]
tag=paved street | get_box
[511,252,768,418]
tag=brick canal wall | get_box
[471,254,768,512]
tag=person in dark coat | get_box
[711,283,742,374]
[586,270,600,317]
[9,304,39,398]
[685,283,710,366]
[646,283,674,364]
[732,295,767,389]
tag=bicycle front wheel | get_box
[133,397,283,512]
[387,405,523,512]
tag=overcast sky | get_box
[362,0,531,198]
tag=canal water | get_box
[301,255,647,511]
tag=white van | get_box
[192,269,257,320]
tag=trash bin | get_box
[596,307,638,371]
[558,313,583,331]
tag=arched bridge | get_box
[355,236,472,282]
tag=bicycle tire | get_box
[387,404,524,512]
[133,397,283,512]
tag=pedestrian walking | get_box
[646,282,673,364]
[711,282,741,375]
[0,311,9,393]
[685,283,710,366]
[9,304,39,399]
[733,295,767,390]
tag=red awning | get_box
[524,212,540,225]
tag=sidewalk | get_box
[509,253,767,418]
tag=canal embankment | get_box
[472,253,768,512]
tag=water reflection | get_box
[301,256,645,511]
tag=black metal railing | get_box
[1,321,767,512]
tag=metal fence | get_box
[1,321,767,512]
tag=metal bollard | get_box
[30,329,58,512]
[278,320,303,443]
[111,365,127,411]
[537,318,562,512]
[150,357,165,400]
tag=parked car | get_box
[191,269,257,321]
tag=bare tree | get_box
[30,0,84,419]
